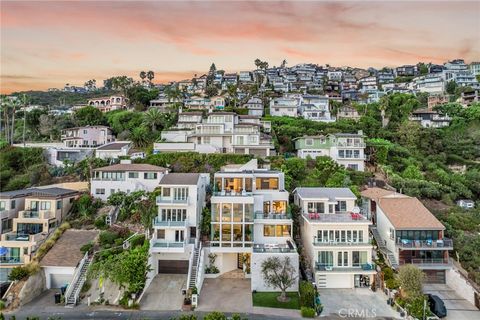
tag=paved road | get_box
[3,309,299,320]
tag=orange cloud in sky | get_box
[1,1,479,93]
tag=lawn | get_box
[252,292,300,309]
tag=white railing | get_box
[185,245,195,292]
[195,242,205,294]
[64,251,89,306]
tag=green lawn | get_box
[252,292,300,309]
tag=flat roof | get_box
[159,173,202,185]
[40,230,99,267]
[294,187,356,201]
[93,163,167,172]
[96,142,131,151]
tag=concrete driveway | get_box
[140,274,187,311]
[424,284,480,320]
[197,278,301,318]
[319,288,402,319]
[197,278,252,313]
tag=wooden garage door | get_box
[50,274,72,288]
[424,270,446,284]
[158,260,189,274]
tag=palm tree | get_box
[143,108,163,131]
[21,94,29,147]
[226,84,238,108]
[146,71,155,84]
[254,59,261,70]
[139,71,147,83]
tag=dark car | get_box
[428,294,447,318]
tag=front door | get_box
[175,230,184,242]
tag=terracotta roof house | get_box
[362,188,453,283]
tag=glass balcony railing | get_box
[396,238,453,249]
[315,262,376,272]
[254,212,292,220]
[151,240,185,248]
[212,190,253,196]
[0,256,23,264]
[5,233,31,241]
[21,210,40,218]
[153,217,187,227]
[156,196,188,204]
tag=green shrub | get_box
[8,266,30,281]
[177,315,197,320]
[80,242,93,254]
[94,215,107,229]
[129,234,146,247]
[301,306,316,318]
[299,281,316,308]
[383,267,395,280]
[0,299,5,310]
[203,311,227,320]
[99,230,120,247]
[385,278,399,290]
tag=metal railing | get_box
[254,212,291,220]
[0,256,23,264]
[64,251,89,306]
[313,238,371,246]
[396,238,453,249]
[21,210,40,218]
[399,258,450,266]
[5,233,31,241]
[212,190,253,197]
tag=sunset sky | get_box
[1,1,479,93]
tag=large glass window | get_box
[0,201,6,211]
[352,251,368,267]
[214,178,222,192]
[245,224,253,241]
[212,224,220,241]
[318,251,333,267]
[212,203,220,222]
[244,178,252,192]
[256,177,279,190]
[40,201,51,210]
[233,203,243,222]
[224,178,243,193]
[272,201,287,214]
[244,204,254,222]
[222,224,232,241]
[233,224,243,241]
[221,203,231,222]
[335,201,347,212]
[264,225,275,237]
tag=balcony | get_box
[315,263,376,272]
[150,239,186,253]
[399,258,451,268]
[156,196,188,205]
[396,238,453,250]
[253,241,297,253]
[313,237,372,247]
[254,212,291,220]
[4,233,31,241]
[336,142,366,148]
[304,212,370,224]
[21,210,39,218]
[212,190,253,197]
[0,256,23,264]
[153,217,187,228]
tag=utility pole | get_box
[22,94,27,147]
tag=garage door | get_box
[158,260,189,274]
[317,274,352,288]
[424,270,446,284]
[50,274,72,288]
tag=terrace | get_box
[254,211,291,220]
[152,217,187,228]
[315,263,376,272]
[396,238,453,250]
[304,212,370,224]
[156,196,189,204]
[253,240,297,253]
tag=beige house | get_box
[0,188,79,280]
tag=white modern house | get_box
[243,97,264,117]
[88,95,128,113]
[154,112,275,157]
[207,159,299,292]
[298,95,335,122]
[413,74,445,94]
[150,173,210,275]
[294,131,366,171]
[409,109,451,128]
[269,97,299,117]
[0,190,29,235]
[294,187,375,288]
[90,160,168,201]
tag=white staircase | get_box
[188,244,201,289]
[65,253,92,307]
[370,226,398,269]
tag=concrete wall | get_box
[19,270,46,306]
[251,252,299,292]
[446,263,479,307]
[43,266,75,289]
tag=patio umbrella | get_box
[0,246,9,256]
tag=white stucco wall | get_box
[446,265,479,306]
[43,266,75,289]
[251,252,299,292]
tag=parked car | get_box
[428,294,447,318]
